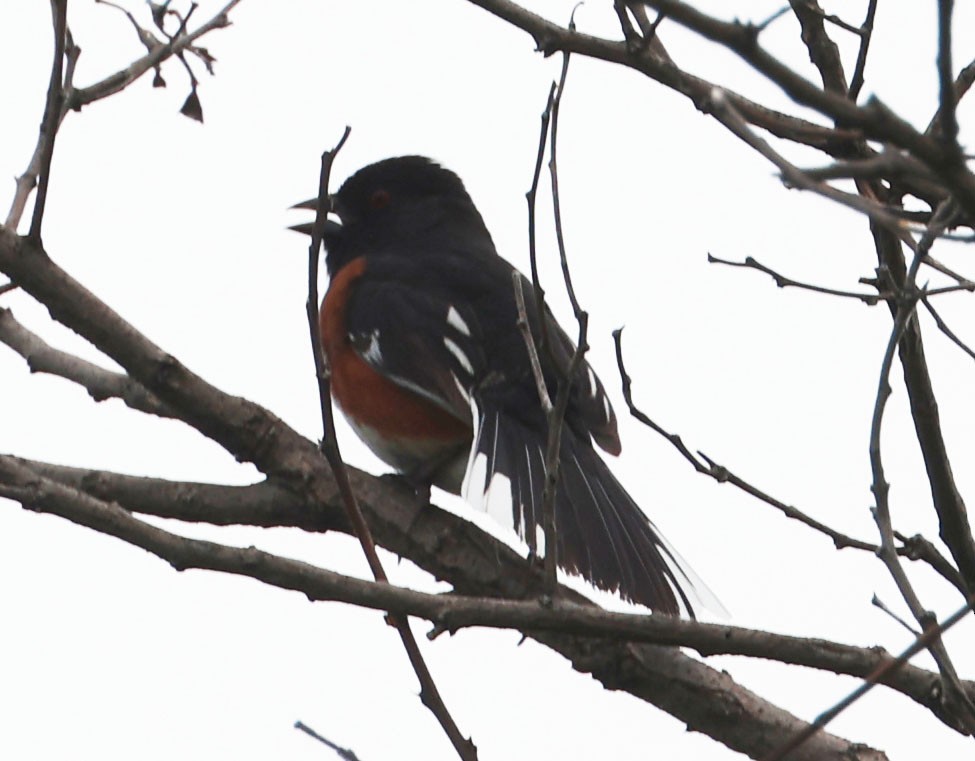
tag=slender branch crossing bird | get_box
[293,156,713,617]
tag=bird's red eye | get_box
[370,189,391,209]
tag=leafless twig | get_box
[302,129,477,761]
[613,328,967,592]
[294,721,362,761]
[764,599,974,761]
[0,308,170,417]
[27,0,67,241]
[848,0,878,100]
[867,200,975,727]
[5,0,240,231]
[936,0,960,153]
[538,21,589,598]
[922,296,975,363]
[871,595,921,636]
[707,254,882,305]
[512,273,552,412]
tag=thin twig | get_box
[294,721,362,761]
[927,55,975,138]
[707,253,882,305]
[800,147,938,188]
[28,0,68,241]
[612,328,967,592]
[848,0,878,101]
[6,0,238,230]
[867,200,975,726]
[802,2,866,36]
[303,129,477,761]
[922,254,975,290]
[936,0,959,152]
[871,595,921,636]
[922,296,975,363]
[512,273,552,412]
[524,82,556,357]
[763,599,974,761]
[0,307,171,417]
[66,0,240,110]
[538,18,585,598]
[754,6,789,33]
[704,87,908,235]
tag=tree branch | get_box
[2,453,966,747]
[0,307,171,417]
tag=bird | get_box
[292,155,711,617]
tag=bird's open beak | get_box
[287,196,342,238]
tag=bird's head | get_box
[291,155,495,276]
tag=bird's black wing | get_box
[344,253,705,616]
[341,255,490,425]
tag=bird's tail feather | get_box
[463,402,716,617]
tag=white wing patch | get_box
[361,329,383,365]
[451,371,471,406]
[446,305,472,336]
[587,366,598,399]
[443,336,474,375]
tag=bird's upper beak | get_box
[288,196,343,239]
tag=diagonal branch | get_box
[0,307,171,417]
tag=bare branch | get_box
[922,296,975,362]
[765,600,974,760]
[848,0,879,101]
[66,0,240,110]
[5,0,240,231]
[613,329,967,593]
[703,87,909,234]
[937,0,960,152]
[867,201,975,727]
[707,254,882,305]
[0,308,171,417]
[302,130,477,761]
[789,0,848,97]
[0,453,967,746]
[862,196,975,597]
[927,56,975,138]
[512,273,552,412]
[294,721,362,761]
[25,0,67,240]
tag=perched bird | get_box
[294,156,710,617]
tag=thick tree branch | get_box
[2,453,965,749]
[463,0,969,213]
[6,453,972,734]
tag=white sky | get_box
[3,1,975,759]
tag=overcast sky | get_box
[3,1,975,759]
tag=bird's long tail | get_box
[463,402,710,617]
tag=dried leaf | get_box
[180,89,203,123]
